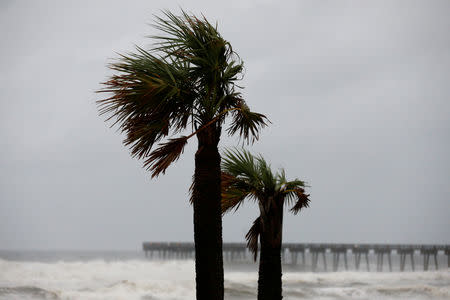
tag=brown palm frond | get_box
[245,216,261,261]
[290,187,311,215]
[221,171,236,191]
[122,114,169,159]
[221,190,247,214]
[144,136,188,177]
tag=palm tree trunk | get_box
[258,202,283,300]
[258,241,282,300]
[192,126,224,300]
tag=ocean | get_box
[0,250,448,300]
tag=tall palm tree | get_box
[97,11,267,300]
[221,149,310,300]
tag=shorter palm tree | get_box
[221,148,310,300]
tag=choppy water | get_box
[0,251,448,300]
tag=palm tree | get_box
[97,11,267,300]
[221,149,310,300]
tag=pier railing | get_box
[142,242,449,272]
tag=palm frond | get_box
[222,148,311,215]
[245,216,261,261]
[220,171,236,195]
[151,9,244,120]
[221,149,268,213]
[256,154,276,194]
[221,172,252,214]
[221,148,277,203]
[221,190,247,214]
[289,187,311,215]
[97,10,267,179]
[282,178,307,205]
[282,179,307,192]
[152,10,222,62]
[227,99,269,144]
[97,48,196,160]
[144,136,188,177]
[222,148,259,180]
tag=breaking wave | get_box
[0,258,448,299]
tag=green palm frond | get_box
[289,187,310,215]
[222,148,310,213]
[221,172,255,214]
[255,154,276,195]
[245,216,261,261]
[281,177,310,214]
[151,10,243,120]
[222,148,259,180]
[227,99,269,144]
[222,61,244,84]
[152,10,228,66]
[221,149,269,214]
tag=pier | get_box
[142,242,449,272]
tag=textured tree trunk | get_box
[258,198,284,300]
[192,126,224,300]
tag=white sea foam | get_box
[0,258,449,299]
[0,259,195,300]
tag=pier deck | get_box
[143,242,449,272]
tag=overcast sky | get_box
[1,0,449,251]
